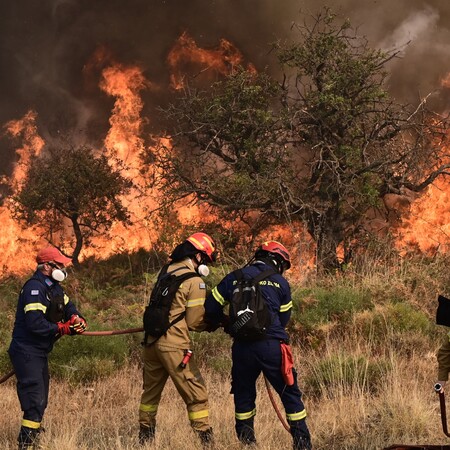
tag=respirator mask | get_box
[195,254,210,277]
[48,263,68,282]
[197,264,210,277]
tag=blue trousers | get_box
[8,345,49,423]
[231,339,311,447]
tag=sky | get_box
[0,0,449,178]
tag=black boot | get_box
[291,421,312,450]
[196,427,214,448]
[138,424,155,445]
[18,426,41,450]
[293,437,312,450]
[235,418,256,445]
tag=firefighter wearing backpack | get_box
[204,241,312,450]
[139,232,217,447]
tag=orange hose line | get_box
[263,375,291,432]
[0,327,145,384]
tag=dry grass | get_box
[0,362,294,450]
[1,337,449,450]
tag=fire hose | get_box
[263,375,291,432]
[434,383,450,438]
[0,326,145,385]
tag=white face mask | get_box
[51,268,67,282]
[197,264,210,277]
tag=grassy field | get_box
[1,250,450,449]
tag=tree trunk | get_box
[306,208,343,273]
[70,215,83,267]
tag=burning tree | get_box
[154,9,450,272]
[12,144,132,266]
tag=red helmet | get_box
[186,232,217,263]
[256,240,291,270]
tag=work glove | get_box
[69,314,87,334]
[56,315,87,336]
[56,321,73,336]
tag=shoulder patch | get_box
[31,290,40,296]
[44,279,53,286]
[199,283,206,289]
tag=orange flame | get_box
[167,31,255,89]
[100,63,149,166]
[4,110,45,187]
[394,178,450,255]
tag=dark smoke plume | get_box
[1,0,449,177]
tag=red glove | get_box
[69,314,87,334]
[56,315,87,336]
[56,321,72,336]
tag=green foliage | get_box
[306,353,391,395]
[12,144,132,264]
[293,285,373,332]
[50,331,131,383]
[354,303,432,349]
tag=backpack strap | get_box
[234,269,244,282]
[232,267,276,284]
[164,271,198,328]
[252,268,276,283]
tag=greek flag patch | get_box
[31,290,39,295]
[199,283,206,289]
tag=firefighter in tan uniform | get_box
[139,232,217,447]
[437,331,450,391]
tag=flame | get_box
[394,177,450,255]
[2,37,449,279]
[4,110,45,187]
[100,63,149,166]
[167,31,255,89]
[0,111,46,274]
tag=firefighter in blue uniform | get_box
[204,241,312,450]
[8,246,87,450]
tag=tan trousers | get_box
[139,344,210,432]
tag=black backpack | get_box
[228,268,276,341]
[143,264,197,342]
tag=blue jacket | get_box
[9,270,81,354]
[205,261,292,341]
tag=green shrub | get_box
[355,302,431,338]
[50,331,130,383]
[294,285,373,332]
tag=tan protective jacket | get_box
[146,258,207,349]
[438,331,450,381]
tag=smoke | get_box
[1,0,449,176]
[378,7,439,52]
